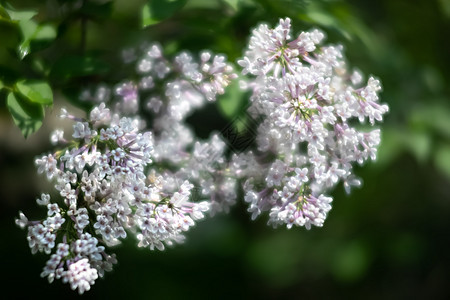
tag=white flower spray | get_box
[234,18,388,229]
[16,18,388,294]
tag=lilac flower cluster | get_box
[16,43,239,294]
[234,18,388,229]
[16,18,388,294]
[17,103,210,293]
[79,43,239,215]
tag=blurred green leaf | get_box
[18,21,57,59]
[298,2,378,55]
[33,24,57,40]
[80,0,113,19]
[50,55,110,82]
[422,65,444,93]
[387,233,425,265]
[435,144,450,178]
[331,240,371,283]
[2,5,56,58]
[31,58,46,74]
[184,0,221,9]
[6,92,44,138]
[438,0,450,18]
[16,80,53,106]
[28,24,57,53]
[0,5,11,20]
[142,0,188,28]
[410,103,450,138]
[17,19,38,59]
[404,130,432,163]
[0,65,20,84]
[246,231,303,287]
[303,9,338,27]
[375,128,404,168]
[218,80,250,133]
[0,17,21,47]
[5,9,37,21]
[376,127,431,168]
[217,80,245,119]
[223,0,239,11]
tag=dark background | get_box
[1,0,450,298]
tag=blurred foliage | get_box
[1,0,450,299]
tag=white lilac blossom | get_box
[74,43,239,216]
[17,103,211,294]
[235,18,388,229]
[17,18,387,294]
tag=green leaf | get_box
[16,80,53,105]
[218,80,252,135]
[375,128,405,169]
[403,130,431,163]
[376,127,431,168]
[50,55,110,82]
[223,0,239,11]
[435,144,450,179]
[80,0,113,19]
[0,18,21,47]
[0,79,4,90]
[5,9,37,21]
[142,3,152,27]
[2,6,56,57]
[331,241,372,283]
[18,21,57,59]
[217,81,246,119]
[0,65,20,84]
[34,24,57,40]
[6,92,44,138]
[0,6,11,20]
[17,19,38,58]
[142,0,188,28]
[28,24,57,54]
[298,2,378,54]
[410,103,450,138]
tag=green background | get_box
[1,0,450,298]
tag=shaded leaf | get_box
[331,240,372,283]
[0,5,11,20]
[18,21,57,59]
[16,80,53,106]
[142,0,188,28]
[245,231,304,286]
[217,80,252,134]
[17,19,38,59]
[435,144,450,179]
[28,24,58,54]
[298,2,378,54]
[223,0,239,11]
[80,0,113,19]
[50,55,110,82]
[0,17,21,48]
[0,65,20,84]
[6,92,44,138]
[410,103,450,138]
[5,9,37,21]
[403,130,431,163]
[217,80,246,119]
[375,128,405,169]
[34,24,57,40]
[376,127,431,168]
